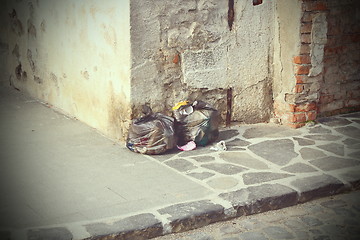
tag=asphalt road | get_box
[153,190,360,240]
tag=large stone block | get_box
[290,174,346,203]
[181,49,227,89]
[85,213,163,240]
[158,200,225,233]
[219,184,298,216]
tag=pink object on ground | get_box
[177,141,196,151]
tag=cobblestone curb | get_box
[23,182,354,240]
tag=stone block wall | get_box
[130,0,275,124]
[274,0,360,128]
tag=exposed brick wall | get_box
[275,0,360,128]
[319,0,360,117]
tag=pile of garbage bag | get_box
[126,100,219,155]
[126,106,176,155]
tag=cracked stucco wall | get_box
[273,0,303,113]
[2,0,131,141]
[130,0,275,124]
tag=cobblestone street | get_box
[154,190,360,240]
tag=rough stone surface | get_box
[263,226,294,239]
[303,134,341,141]
[85,214,163,239]
[317,117,352,127]
[206,177,238,190]
[187,172,215,180]
[348,151,360,160]
[182,49,226,89]
[281,163,318,173]
[201,163,247,175]
[300,216,323,227]
[243,126,301,139]
[158,200,225,233]
[130,0,276,124]
[309,156,360,171]
[226,138,252,147]
[317,143,345,156]
[191,156,216,162]
[238,232,268,240]
[220,152,269,170]
[153,192,360,240]
[27,228,72,240]
[343,138,360,146]
[293,137,316,146]
[165,159,197,172]
[248,139,298,166]
[299,147,327,160]
[334,126,360,139]
[242,172,294,185]
[308,126,332,134]
[309,12,327,77]
[290,174,345,203]
[219,184,298,216]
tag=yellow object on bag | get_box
[172,101,189,110]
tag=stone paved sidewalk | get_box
[82,112,359,240]
[1,107,359,240]
[149,112,360,198]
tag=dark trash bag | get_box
[126,109,176,155]
[173,100,219,146]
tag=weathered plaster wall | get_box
[273,0,302,105]
[130,0,275,124]
[3,0,131,140]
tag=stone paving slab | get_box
[1,88,360,240]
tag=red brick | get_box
[287,112,307,123]
[324,46,346,56]
[304,1,328,11]
[295,65,311,75]
[294,84,305,93]
[300,23,312,34]
[293,55,311,64]
[300,44,311,55]
[295,102,317,112]
[306,111,317,121]
[286,122,306,129]
[295,75,305,84]
[295,112,307,122]
[319,94,334,104]
[301,12,314,23]
[301,34,311,44]
[172,54,180,64]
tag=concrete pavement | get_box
[0,87,359,240]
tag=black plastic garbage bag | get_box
[126,107,176,155]
[173,100,219,146]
